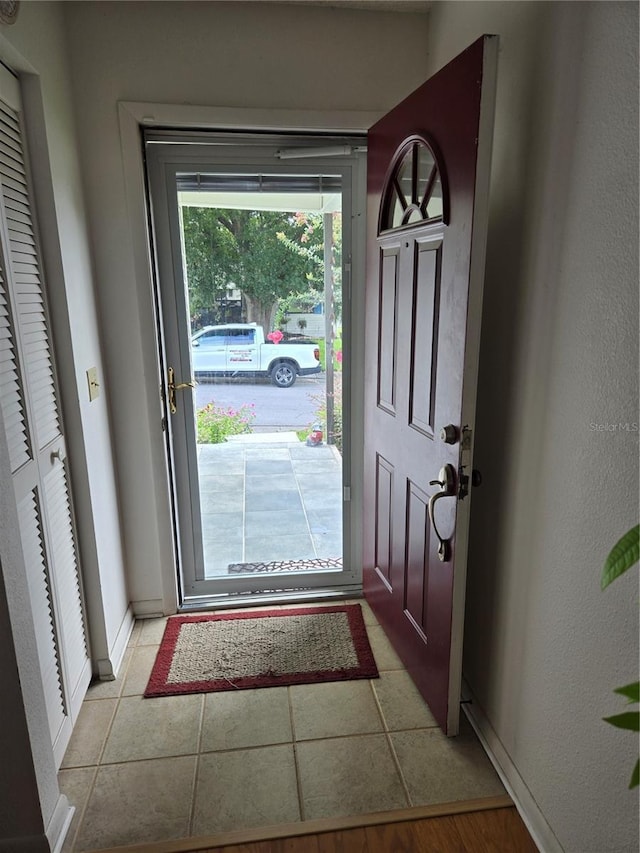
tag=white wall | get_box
[425,3,639,851]
[63,0,431,612]
[0,1,130,674]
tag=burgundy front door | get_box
[363,36,498,735]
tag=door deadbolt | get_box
[440,424,459,444]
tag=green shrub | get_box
[196,402,255,444]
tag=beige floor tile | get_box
[128,620,143,647]
[121,644,160,696]
[372,670,438,731]
[390,728,506,806]
[345,599,379,626]
[101,694,203,763]
[290,680,383,740]
[58,766,96,853]
[201,687,291,752]
[138,616,169,645]
[193,744,300,835]
[297,733,407,820]
[366,624,404,670]
[61,699,117,768]
[73,756,195,852]
[85,648,133,700]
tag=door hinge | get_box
[343,486,351,502]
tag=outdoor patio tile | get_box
[193,745,300,834]
[198,460,245,478]
[296,734,407,820]
[312,533,343,559]
[292,458,341,475]
[201,687,292,751]
[244,447,291,460]
[290,680,383,740]
[244,509,308,537]
[121,645,161,696]
[372,670,438,731]
[298,490,343,511]
[204,543,244,576]
[245,489,303,512]
[390,728,505,805]
[246,473,302,492]
[245,459,294,476]
[58,766,97,853]
[202,512,244,545]
[298,474,345,492]
[306,508,342,532]
[200,491,244,513]
[73,756,195,851]
[244,533,316,562]
[288,444,336,460]
[198,474,245,494]
[61,698,118,768]
[101,694,203,763]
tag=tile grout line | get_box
[287,685,307,822]
[368,677,413,809]
[187,694,207,836]
[292,446,318,560]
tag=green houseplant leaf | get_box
[602,711,640,732]
[601,525,640,589]
[601,526,639,788]
[614,681,640,703]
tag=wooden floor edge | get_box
[94,794,514,853]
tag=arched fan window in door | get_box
[378,135,449,233]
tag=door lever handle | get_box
[428,463,456,562]
[167,366,195,414]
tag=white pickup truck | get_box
[191,324,321,387]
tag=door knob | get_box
[428,463,456,562]
[167,366,195,414]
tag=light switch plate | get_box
[86,367,100,401]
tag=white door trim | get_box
[117,102,376,613]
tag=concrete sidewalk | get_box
[197,433,342,577]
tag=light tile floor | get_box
[58,600,506,852]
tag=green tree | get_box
[181,207,315,331]
[276,212,342,322]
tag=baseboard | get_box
[93,795,513,853]
[461,677,563,853]
[95,606,135,680]
[47,792,74,853]
[130,598,166,618]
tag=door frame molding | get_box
[118,102,378,612]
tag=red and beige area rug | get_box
[144,604,379,698]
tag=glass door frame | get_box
[145,132,366,605]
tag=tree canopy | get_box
[182,207,316,332]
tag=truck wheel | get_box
[271,362,297,388]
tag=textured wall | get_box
[426,3,639,851]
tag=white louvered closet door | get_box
[0,65,90,767]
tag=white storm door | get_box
[0,66,91,767]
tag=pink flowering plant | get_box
[196,401,255,444]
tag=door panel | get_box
[364,36,497,734]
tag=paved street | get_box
[194,374,325,432]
